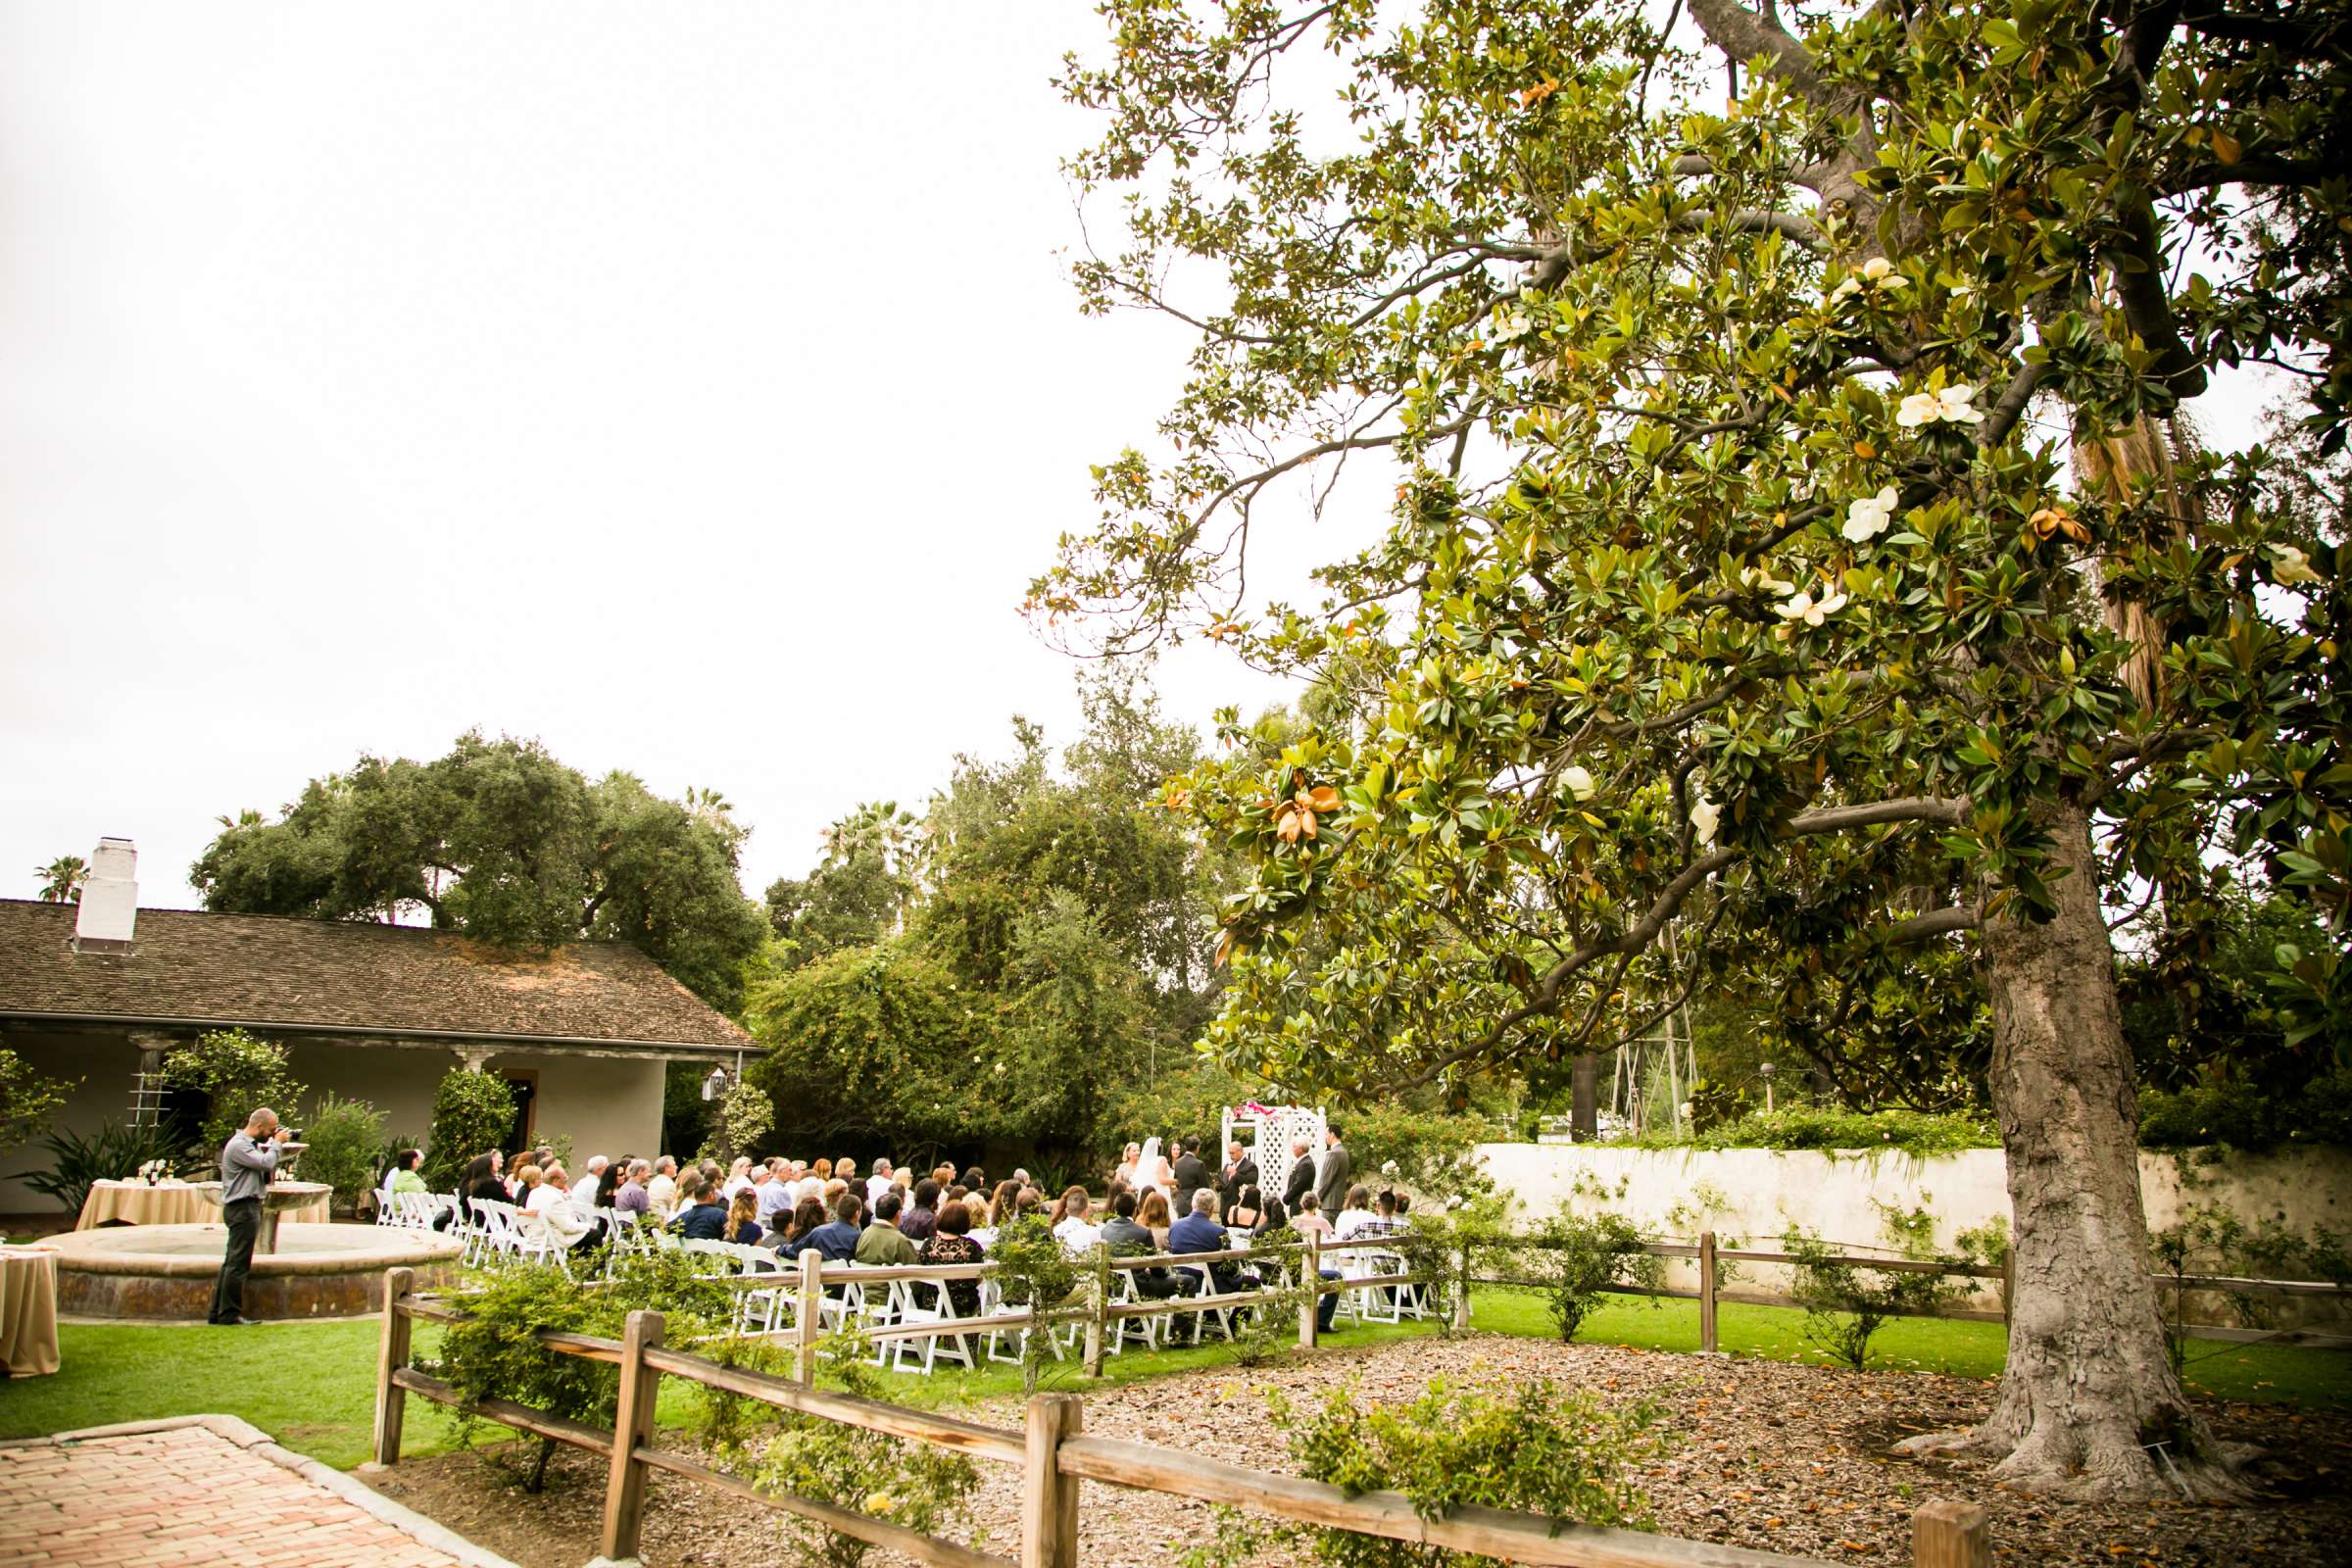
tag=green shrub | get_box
[421,1069,517,1188]
[1525,1208,1665,1342]
[19,1119,182,1216]
[985,1215,1080,1394]
[1783,1201,1983,1369]
[1189,1378,1670,1567]
[426,1248,734,1490]
[298,1094,388,1213]
[2136,1067,2352,1152]
[0,1048,75,1152]
[1347,1102,1501,1201]
[160,1027,305,1158]
[1627,1104,1999,1158]
[742,1333,981,1568]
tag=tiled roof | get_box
[0,900,752,1052]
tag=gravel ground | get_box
[361,1331,2352,1566]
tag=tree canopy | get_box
[1035,0,2347,1499]
[746,669,1237,1163]
[191,731,767,1010]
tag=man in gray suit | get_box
[1312,1123,1350,1219]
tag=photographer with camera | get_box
[208,1106,279,1326]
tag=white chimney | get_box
[73,837,139,954]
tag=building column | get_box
[454,1047,496,1073]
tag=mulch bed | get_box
[359,1331,2352,1566]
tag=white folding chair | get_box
[1104,1266,1165,1354]
[981,1276,1071,1368]
[888,1278,977,1376]
[1171,1261,1236,1345]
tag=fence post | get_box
[2000,1245,2016,1331]
[1083,1243,1108,1378]
[600,1308,666,1563]
[795,1250,824,1386]
[1021,1392,1084,1568]
[367,1266,415,1469]
[1911,1499,1990,1568]
[1298,1233,1320,1349]
[1698,1232,1719,1354]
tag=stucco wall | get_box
[287,1044,664,1172]
[1,1030,665,1216]
[1475,1142,2352,1327]
[0,1028,137,1212]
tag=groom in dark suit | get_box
[1169,1138,1207,1215]
[1280,1138,1315,1212]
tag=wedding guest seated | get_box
[722,1157,755,1200]
[763,1194,825,1253]
[386,1149,429,1199]
[673,1178,729,1240]
[781,1191,864,1262]
[1101,1190,1192,1298]
[1168,1189,1244,1289]
[1136,1188,1174,1251]
[960,1166,987,1193]
[1050,1186,1101,1253]
[528,1164,598,1250]
[612,1160,652,1219]
[461,1152,507,1208]
[900,1179,941,1243]
[723,1190,763,1247]
[919,1200,985,1316]
[647,1156,679,1216]
[858,1191,919,1264]
[1224,1181,1273,1236]
[1334,1184,1381,1241]
[576,1154,610,1208]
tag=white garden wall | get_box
[1473,1142,2352,1328]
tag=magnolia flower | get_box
[1381,1159,1400,1177]
[1776,588,1850,628]
[2271,543,2325,586]
[1558,764,1597,801]
[1827,255,1910,304]
[1739,564,1796,596]
[1690,793,1721,846]
[1896,384,1984,428]
[1843,486,1899,542]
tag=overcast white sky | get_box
[0,2,2286,912]
[0,1,1331,908]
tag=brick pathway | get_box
[0,1416,510,1568]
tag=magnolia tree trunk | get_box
[1898,801,2242,1498]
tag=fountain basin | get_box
[44,1222,464,1321]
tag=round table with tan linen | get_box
[74,1180,330,1231]
[0,1246,61,1377]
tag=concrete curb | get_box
[25,1414,516,1568]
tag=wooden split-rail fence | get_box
[368,1250,1999,1568]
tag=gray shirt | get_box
[220,1131,278,1204]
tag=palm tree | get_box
[35,856,88,904]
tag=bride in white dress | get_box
[1134,1137,1174,1201]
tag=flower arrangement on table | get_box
[135,1159,174,1187]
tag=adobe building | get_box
[0,839,751,1213]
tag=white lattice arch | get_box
[1219,1102,1325,1205]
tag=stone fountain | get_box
[45,1138,464,1321]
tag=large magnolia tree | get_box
[1035,0,2347,1499]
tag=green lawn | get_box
[4,1291,2341,1473]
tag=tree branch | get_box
[1878,904,1983,944]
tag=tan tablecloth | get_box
[0,1247,60,1377]
[74,1180,330,1230]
